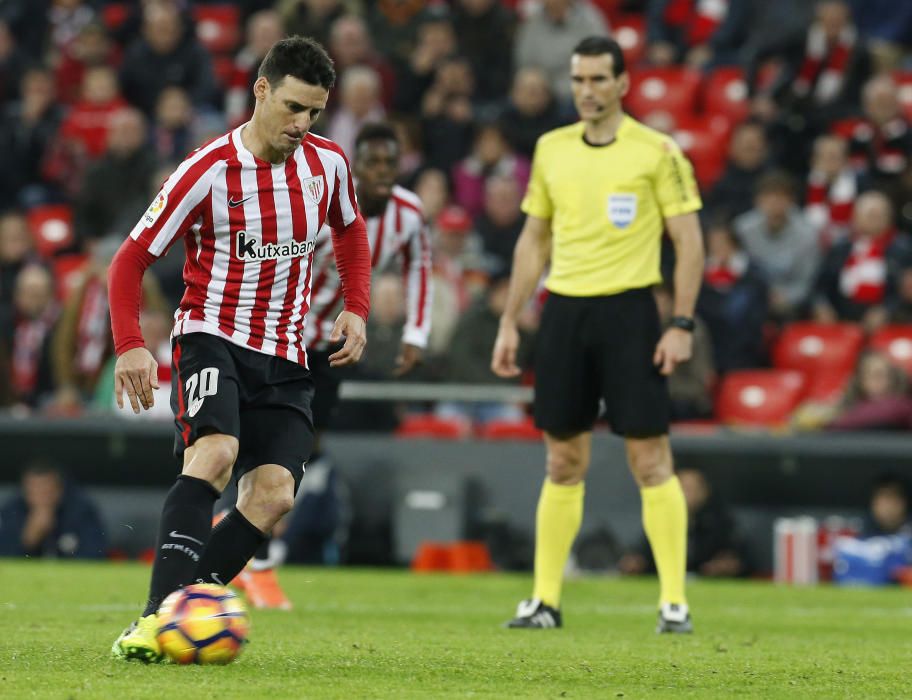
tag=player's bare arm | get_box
[492,215,552,378]
[653,211,705,376]
[114,346,159,414]
[328,310,367,367]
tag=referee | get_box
[491,36,704,633]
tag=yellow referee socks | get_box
[532,479,584,609]
[641,475,688,607]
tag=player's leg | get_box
[625,435,691,633]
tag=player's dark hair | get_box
[572,36,626,77]
[355,122,399,151]
[258,36,336,90]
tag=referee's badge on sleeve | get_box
[607,193,637,229]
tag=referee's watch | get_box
[669,316,696,332]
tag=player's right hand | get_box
[114,346,159,414]
[491,319,521,378]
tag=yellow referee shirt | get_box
[521,115,702,297]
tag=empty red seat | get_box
[193,5,240,54]
[893,71,912,123]
[672,115,730,187]
[773,322,864,402]
[613,15,647,66]
[703,67,749,125]
[395,414,471,440]
[626,67,702,126]
[715,369,808,426]
[26,204,75,258]
[476,416,542,441]
[868,325,912,378]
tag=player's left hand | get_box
[393,343,423,377]
[328,310,367,367]
[653,328,693,376]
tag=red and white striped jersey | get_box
[304,185,432,351]
[128,124,360,366]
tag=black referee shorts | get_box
[533,287,670,437]
[171,332,315,489]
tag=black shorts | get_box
[533,287,670,437]
[306,348,342,432]
[171,333,315,487]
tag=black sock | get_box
[143,474,220,617]
[253,537,271,561]
[194,507,266,586]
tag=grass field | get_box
[1,561,909,699]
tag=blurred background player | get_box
[234,121,433,608]
[492,36,704,633]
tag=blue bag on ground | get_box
[832,535,912,585]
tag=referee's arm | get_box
[491,215,552,378]
[653,212,705,376]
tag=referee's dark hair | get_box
[573,36,626,77]
[355,122,399,152]
[259,36,336,90]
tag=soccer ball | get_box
[156,583,250,664]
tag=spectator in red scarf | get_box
[0,264,58,411]
[804,134,858,248]
[813,190,912,330]
[647,0,752,69]
[827,350,912,431]
[54,22,120,106]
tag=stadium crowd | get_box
[2,0,912,432]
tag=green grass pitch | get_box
[1,560,909,698]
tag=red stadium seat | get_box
[703,67,750,125]
[101,3,129,31]
[476,416,542,441]
[51,253,88,302]
[25,204,75,258]
[715,369,808,427]
[193,5,241,54]
[626,67,702,126]
[395,413,472,440]
[773,322,864,402]
[868,325,912,378]
[893,71,912,123]
[672,115,730,187]
[613,15,647,67]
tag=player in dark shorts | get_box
[108,37,372,662]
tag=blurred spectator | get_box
[848,0,912,72]
[697,221,769,373]
[327,66,386,159]
[119,0,217,116]
[0,0,50,60]
[0,67,63,209]
[845,75,912,202]
[646,0,752,69]
[452,122,530,219]
[0,210,34,308]
[860,474,911,538]
[619,467,749,577]
[514,0,608,104]
[890,268,912,324]
[498,67,565,159]
[277,0,343,47]
[475,175,524,271]
[73,107,158,243]
[749,0,871,174]
[734,171,819,319]
[655,283,714,420]
[393,12,457,114]
[152,86,214,163]
[361,273,407,378]
[420,57,476,173]
[0,19,27,104]
[54,22,119,106]
[225,9,286,128]
[390,116,424,183]
[50,236,167,414]
[813,191,912,331]
[0,264,58,410]
[327,15,396,112]
[0,460,106,558]
[804,133,857,248]
[827,350,912,431]
[703,119,770,221]
[46,0,97,62]
[414,167,450,225]
[366,0,429,64]
[452,0,515,105]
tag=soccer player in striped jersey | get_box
[237,121,433,607]
[109,37,372,662]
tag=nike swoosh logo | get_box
[188,397,204,418]
[170,531,204,546]
[210,573,225,585]
[228,195,254,208]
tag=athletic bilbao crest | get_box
[607,193,638,229]
[302,175,324,204]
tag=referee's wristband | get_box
[669,316,696,332]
